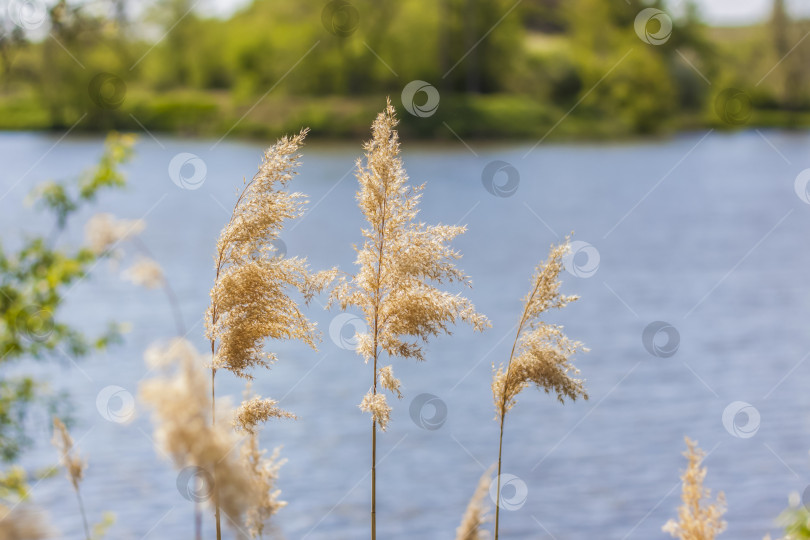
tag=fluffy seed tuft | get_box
[51,417,86,492]
[332,100,488,425]
[662,437,727,540]
[492,237,588,420]
[359,391,392,431]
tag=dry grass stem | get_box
[492,237,587,539]
[203,130,334,537]
[331,99,488,539]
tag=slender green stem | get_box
[211,362,221,540]
[74,485,90,540]
[207,247,230,540]
[371,330,379,540]
[207,158,247,540]
[369,168,388,540]
[495,279,542,540]
[494,415,505,540]
[372,417,377,540]
[195,500,202,540]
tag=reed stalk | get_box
[331,100,487,538]
[491,238,588,539]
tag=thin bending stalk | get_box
[75,486,91,540]
[494,279,542,540]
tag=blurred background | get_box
[2,1,810,539]
[0,0,810,138]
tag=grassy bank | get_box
[3,90,809,141]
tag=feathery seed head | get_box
[662,437,727,540]
[51,417,86,492]
[359,391,392,431]
[84,213,145,254]
[206,130,335,379]
[235,396,295,435]
[492,237,588,420]
[241,435,287,538]
[123,256,163,289]
[332,100,489,422]
[379,365,402,399]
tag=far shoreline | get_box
[2,92,809,144]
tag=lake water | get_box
[2,129,810,539]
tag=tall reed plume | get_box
[491,237,588,539]
[331,100,488,539]
[663,437,726,540]
[205,130,332,538]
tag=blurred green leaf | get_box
[0,132,134,463]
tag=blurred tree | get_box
[0,133,134,464]
[112,0,128,30]
[350,0,400,93]
[771,0,806,118]
[36,0,138,130]
[147,0,200,88]
[521,0,565,33]
[439,0,524,93]
[0,0,802,137]
[38,1,109,127]
[666,1,717,111]
[0,17,27,90]
[565,0,676,132]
